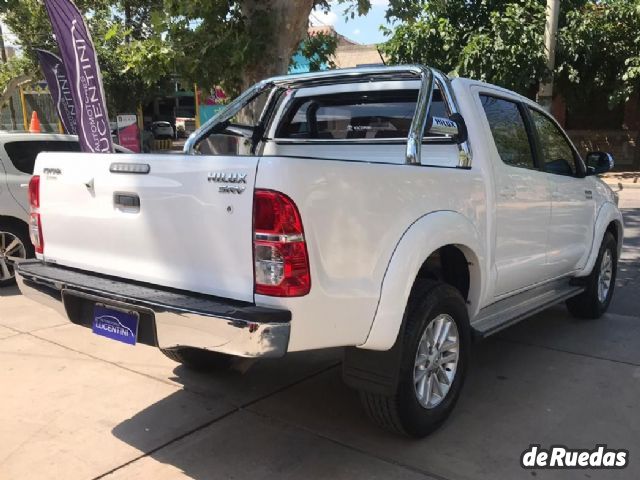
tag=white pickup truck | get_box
[16,66,623,437]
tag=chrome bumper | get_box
[16,260,290,358]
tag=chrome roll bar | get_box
[431,69,473,168]
[406,65,433,165]
[184,65,472,168]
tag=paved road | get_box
[1,189,639,480]
[609,187,640,316]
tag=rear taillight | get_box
[28,175,43,254]
[253,190,310,297]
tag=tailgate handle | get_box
[114,192,140,211]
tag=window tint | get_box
[480,95,534,169]
[529,108,578,176]
[4,140,81,174]
[277,89,447,140]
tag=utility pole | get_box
[537,0,560,113]
[0,22,17,130]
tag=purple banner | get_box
[44,0,113,152]
[35,49,77,135]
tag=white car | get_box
[151,121,175,139]
[16,66,623,437]
[0,133,130,286]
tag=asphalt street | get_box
[0,187,639,480]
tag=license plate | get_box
[92,305,139,345]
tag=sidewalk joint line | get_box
[247,407,449,480]
[497,337,640,367]
[27,331,186,390]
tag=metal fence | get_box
[0,83,60,133]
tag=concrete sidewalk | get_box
[601,172,640,189]
[1,289,638,480]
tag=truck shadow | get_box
[110,300,640,479]
[610,206,640,316]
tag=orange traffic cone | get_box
[29,111,41,133]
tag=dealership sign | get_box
[44,0,113,153]
[35,49,77,135]
[116,114,141,153]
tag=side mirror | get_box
[585,151,614,175]
[426,113,468,144]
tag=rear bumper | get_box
[15,260,291,358]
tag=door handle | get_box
[114,192,140,211]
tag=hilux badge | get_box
[208,172,247,184]
[208,172,247,194]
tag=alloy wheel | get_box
[597,249,613,304]
[0,231,27,282]
[413,313,460,409]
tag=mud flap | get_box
[342,332,405,396]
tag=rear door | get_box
[526,107,596,276]
[479,93,552,297]
[36,152,258,302]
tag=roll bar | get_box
[184,65,472,168]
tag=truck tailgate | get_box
[35,152,257,302]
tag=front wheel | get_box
[359,280,470,437]
[566,231,618,319]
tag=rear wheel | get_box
[566,232,617,319]
[0,224,32,287]
[160,347,235,371]
[359,280,470,437]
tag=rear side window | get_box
[276,89,448,140]
[480,95,535,169]
[4,140,80,174]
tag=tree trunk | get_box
[238,0,315,90]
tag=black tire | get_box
[160,347,234,371]
[566,232,618,319]
[360,280,470,437]
[0,222,34,288]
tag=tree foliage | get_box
[0,0,166,112]
[556,0,640,106]
[0,0,372,112]
[298,32,339,72]
[382,0,640,105]
[381,0,549,96]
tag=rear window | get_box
[4,140,81,174]
[276,89,447,140]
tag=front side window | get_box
[276,89,448,140]
[480,95,535,169]
[4,140,81,174]
[529,108,579,177]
